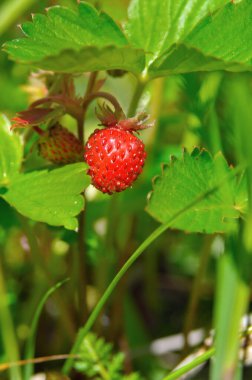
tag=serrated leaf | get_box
[0,114,22,186]
[3,163,90,230]
[125,0,229,66]
[146,148,245,234]
[148,44,252,78]
[126,0,252,77]
[184,0,252,67]
[3,2,145,74]
[11,45,145,74]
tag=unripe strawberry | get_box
[38,124,84,164]
[84,105,152,194]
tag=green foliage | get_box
[126,0,252,77]
[3,163,89,230]
[5,0,252,77]
[75,333,142,380]
[125,0,229,64]
[3,2,145,74]
[146,148,247,233]
[2,2,252,380]
[0,114,90,230]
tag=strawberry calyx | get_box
[96,103,153,132]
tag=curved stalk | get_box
[62,165,243,374]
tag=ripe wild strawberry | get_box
[38,124,84,164]
[84,105,152,194]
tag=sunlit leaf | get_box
[3,163,90,230]
[146,148,246,233]
[3,2,145,74]
[125,0,229,66]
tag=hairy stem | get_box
[82,91,125,119]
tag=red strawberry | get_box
[38,123,84,164]
[84,105,152,194]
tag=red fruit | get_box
[84,127,147,194]
[38,124,84,164]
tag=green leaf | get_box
[3,2,145,74]
[125,0,229,66]
[0,114,22,186]
[3,163,90,230]
[126,0,252,77]
[184,0,252,68]
[149,0,252,77]
[148,44,252,78]
[9,45,145,74]
[146,148,245,234]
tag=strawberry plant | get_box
[0,1,252,380]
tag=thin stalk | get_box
[19,216,76,339]
[109,215,137,342]
[85,72,99,97]
[0,354,79,372]
[76,205,88,325]
[76,112,88,324]
[162,347,215,380]
[75,72,100,324]
[23,279,69,380]
[0,261,22,380]
[127,80,147,117]
[182,235,213,353]
[143,77,164,311]
[82,91,125,118]
[63,166,243,374]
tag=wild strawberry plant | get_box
[0,1,252,380]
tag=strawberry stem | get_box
[82,91,126,120]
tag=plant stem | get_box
[19,216,76,339]
[23,279,69,380]
[182,235,213,353]
[75,72,100,325]
[62,167,242,374]
[0,261,22,380]
[127,80,147,117]
[162,347,215,380]
[0,354,79,372]
[76,206,88,325]
[76,112,88,324]
[82,91,125,118]
[85,71,99,96]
